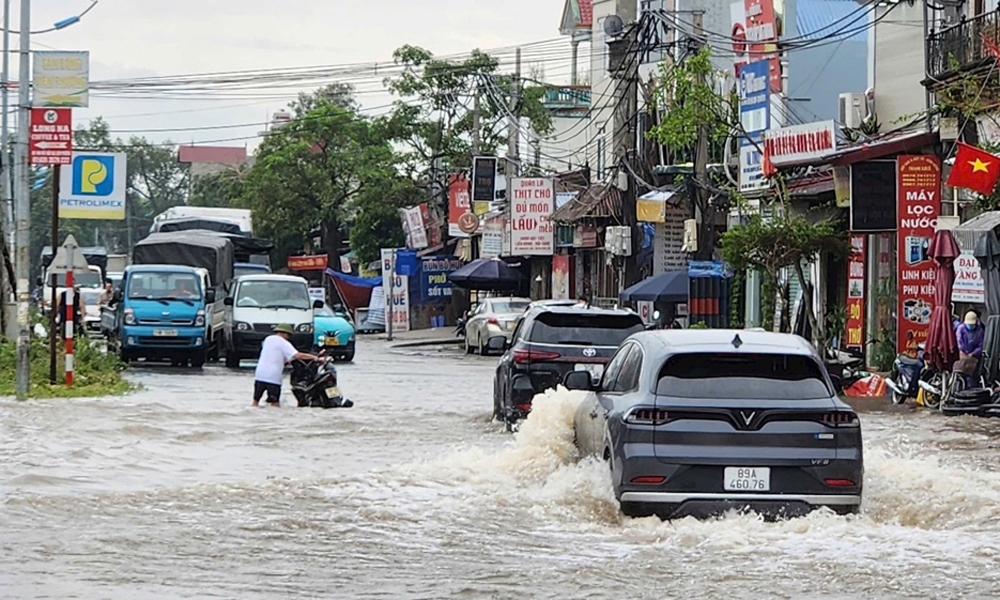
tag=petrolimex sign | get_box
[58,152,128,220]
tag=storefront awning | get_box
[550,183,622,223]
[827,131,939,167]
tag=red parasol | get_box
[925,230,961,371]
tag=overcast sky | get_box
[10,0,571,150]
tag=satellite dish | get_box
[604,15,624,37]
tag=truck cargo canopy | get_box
[41,245,108,274]
[151,217,247,237]
[132,232,234,289]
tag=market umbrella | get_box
[925,229,961,371]
[975,229,1000,383]
[619,270,689,303]
[447,258,524,291]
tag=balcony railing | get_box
[542,86,591,111]
[927,10,1000,82]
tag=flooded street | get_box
[4,339,1000,599]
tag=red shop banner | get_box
[845,234,866,352]
[896,155,941,355]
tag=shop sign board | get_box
[896,155,941,355]
[845,234,866,351]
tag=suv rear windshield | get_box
[527,312,644,346]
[655,353,831,399]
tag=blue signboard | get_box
[738,60,771,193]
[415,256,464,303]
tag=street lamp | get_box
[8,0,97,398]
[2,1,97,244]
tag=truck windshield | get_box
[127,272,203,301]
[234,264,269,278]
[236,281,310,310]
[50,270,102,288]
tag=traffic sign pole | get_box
[49,167,59,384]
[65,267,74,387]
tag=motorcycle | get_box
[824,348,865,394]
[289,350,354,409]
[885,343,934,405]
[455,316,467,338]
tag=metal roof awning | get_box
[953,211,1000,252]
[550,183,623,223]
[827,131,939,166]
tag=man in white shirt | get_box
[253,323,321,407]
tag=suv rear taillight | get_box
[513,349,561,363]
[821,411,859,427]
[624,407,670,425]
[488,317,498,325]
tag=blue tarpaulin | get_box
[325,268,381,288]
[688,260,732,279]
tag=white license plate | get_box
[324,386,342,399]
[574,363,604,381]
[153,329,178,337]
[724,467,770,491]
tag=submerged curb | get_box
[388,338,464,349]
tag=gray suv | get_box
[567,329,864,519]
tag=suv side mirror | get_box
[487,336,508,351]
[563,370,595,391]
[224,296,234,306]
[313,299,324,309]
[205,289,216,303]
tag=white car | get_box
[464,297,531,355]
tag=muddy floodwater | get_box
[3,339,1000,599]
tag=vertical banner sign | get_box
[743,0,780,93]
[401,206,428,249]
[738,60,771,193]
[58,152,128,220]
[448,174,477,237]
[481,215,503,258]
[551,254,570,299]
[381,248,410,332]
[509,177,555,255]
[845,234,866,351]
[471,156,497,215]
[29,108,73,165]
[896,155,941,355]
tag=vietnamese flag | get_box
[947,142,1000,196]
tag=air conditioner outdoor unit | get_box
[839,93,866,129]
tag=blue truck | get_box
[102,233,233,367]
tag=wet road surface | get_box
[3,338,1000,599]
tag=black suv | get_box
[489,306,645,430]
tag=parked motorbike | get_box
[885,343,931,405]
[290,351,354,409]
[455,316,466,338]
[824,348,865,394]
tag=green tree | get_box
[382,45,552,187]
[719,193,849,348]
[647,47,739,259]
[240,99,400,267]
[187,167,248,208]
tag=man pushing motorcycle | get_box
[253,323,324,407]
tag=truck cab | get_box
[223,274,319,368]
[40,265,103,315]
[103,265,217,367]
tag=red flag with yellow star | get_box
[947,142,1000,196]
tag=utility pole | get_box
[691,10,713,262]
[614,24,640,289]
[14,0,29,398]
[471,75,481,156]
[505,48,521,206]
[0,0,11,337]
